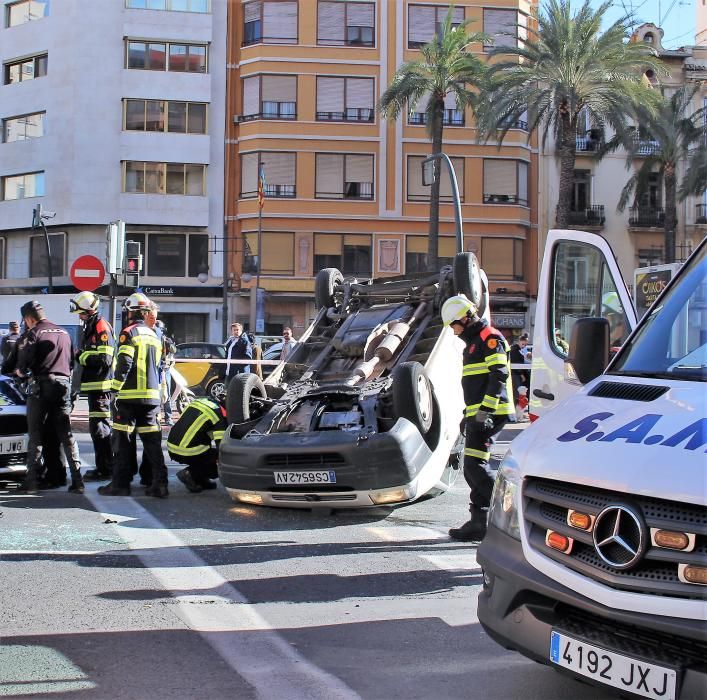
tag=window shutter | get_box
[241,153,259,194]
[407,156,427,199]
[262,75,296,102]
[315,234,342,255]
[344,234,370,246]
[409,5,435,45]
[244,1,260,22]
[518,161,528,204]
[443,91,457,110]
[346,78,373,109]
[317,77,345,113]
[243,76,260,116]
[451,6,464,24]
[262,232,294,274]
[406,236,426,254]
[264,1,297,41]
[411,90,431,115]
[244,232,258,257]
[518,12,527,44]
[316,154,344,196]
[484,160,517,197]
[440,157,464,199]
[260,152,295,185]
[317,1,345,44]
[484,9,516,48]
[348,3,374,27]
[439,237,456,257]
[346,154,373,183]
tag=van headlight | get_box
[488,453,521,540]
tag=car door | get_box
[529,229,637,420]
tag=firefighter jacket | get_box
[111,320,162,404]
[460,320,514,419]
[77,313,115,392]
[166,398,227,457]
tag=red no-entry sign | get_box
[70,255,105,292]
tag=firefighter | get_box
[442,294,514,542]
[167,397,226,493]
[98,293,168,498]
[70,291,115,481]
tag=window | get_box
[123,100,207,133]
[0,238,5,278]
[483,160,528,205]
[30,232,65,278]
[408,91,464,126]
[124,232,208,277]
[408,4,463,49]
[483,9,518,51]
[314,234,372,276]
[244,231,295,275]
[481,238,523,281]
[242,75,297,120]
[315,154,374,199]
[318,2,375,47]
[6,0,49,27]
[2,171,44,200]
[126,0,209,12]
[316,76,374,122]
[571,170,591,212]
[407,155,464,202]
[123,162,205,195]
[242,1,298,46]
[126,41,207,72]
[4,54,47,84]
[405,236,455,273]
[3,112,44,142]
[240,152,296,198]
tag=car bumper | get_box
[218,418,432,508]
[477,525,707,699]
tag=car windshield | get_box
[609,242,706,382]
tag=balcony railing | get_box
[629,206,665,227]
[316,108,374,123]
[408,109,465,126]
[241,185,296,199]
[568,205,605,227]
[633,134,660,156]
[575,130,603,152]
[483,193,528,206]
[241,102,297,121]
[696,203,707,224]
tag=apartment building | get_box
[225,0,538,339]
[0,0,226,343]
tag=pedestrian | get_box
[554,328,569,354]
[442,294,514,542]
[154,319,176,425]
[509,332,530,401]
[1,321,20,363]
[70,291,115,482]
[247,331,263,380]
[279,326,298,362]
[99,293,168,498]
[10,301,84,495]
[168,397,227,493]
[225,322,252,379]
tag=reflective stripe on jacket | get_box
[111,321,162,404]
[167,398,227,457]
[78,315,115,392]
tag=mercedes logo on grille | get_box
[592,505,646,570]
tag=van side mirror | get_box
[567,317,610,384]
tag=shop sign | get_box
[492,313,526,328]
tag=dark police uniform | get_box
[460,320,514,510]
[77,312,115,478]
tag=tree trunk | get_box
[664,167,677,263]
[428,99,444,271]
[555,110,577,229]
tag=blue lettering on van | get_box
[557,413,614,442]
[660,419,707,451]
[598,414,662,444]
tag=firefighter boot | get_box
[449,507,488,542]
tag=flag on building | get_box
[257,166,266,209]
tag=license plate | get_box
[0,437,27,454]
[273,470,336,485]
[550,631,677,700]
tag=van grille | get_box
[588,381,668,401]
[263,452,347,468]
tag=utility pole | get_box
[32,203,55,293]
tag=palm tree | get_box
[378,7,488,270]
[602,84,706,263]
[680,142,707,202]
[477,0,662,229]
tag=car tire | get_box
[453,252,487,316]
[206,378,226,402]
[227,373,267,424]
[392,361,434,435]
[315,267,344,309]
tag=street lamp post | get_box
[32,203,55,293]
[422,152,464,254]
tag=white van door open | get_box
[529,230,637,420]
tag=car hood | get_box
[512,377,706,506]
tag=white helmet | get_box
[123,292,151,313]
[70,291,99,315]
[441,294,476,326]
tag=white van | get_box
[477,231,706,699]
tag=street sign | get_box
[70,255,106,292]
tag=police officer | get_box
[12,301,84,494]
[70,291,115,481]
[1,321,20,362]
[442,294,514,541]
[98,293,168,498]
[167,397,226,493]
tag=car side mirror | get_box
[567,317,610,384]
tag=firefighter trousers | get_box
[463,415,508,511]
[87,391,113,476]
[168,447,218,485]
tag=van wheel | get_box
[227,374,267,424]
[315,267,344,309]
[453,252,486,316]
[392,361,434,435]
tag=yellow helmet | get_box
[70,291,99,315]
[123,292,151,313]
[441,294,476,326]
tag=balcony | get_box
[316,108,374,123]
[629,206,665,227]
[408,109,465,127]
[241,185,296,199]
[575,129,603,152]
[696,203,707,224]
[483,193,528,206]
[241,102,297,122]
[568,205,605,227]
[633,134,660,156]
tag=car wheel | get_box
[227,373,267,424]
[453,252,487,317]
[206,378,226,402]
[392,361,434,434]
[315,267,344,309]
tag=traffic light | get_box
[123,240,142,288]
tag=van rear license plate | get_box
[550,631,676,700]
[0,437,26,454]
[274,470,336,485]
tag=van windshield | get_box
[609,243,706,382]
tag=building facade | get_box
[0,0,227,343]
[225,0,538,341]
